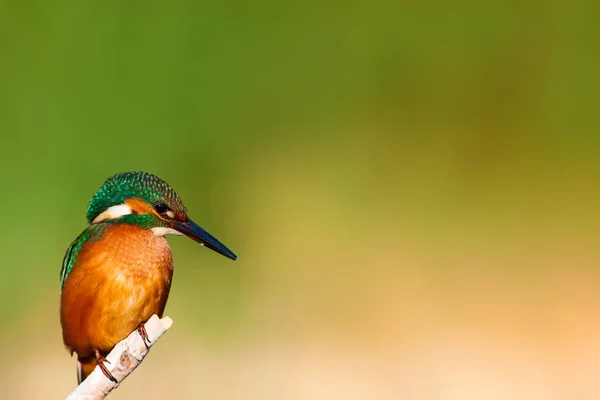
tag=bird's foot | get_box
[137,323,151,350]
[95,349,117,383]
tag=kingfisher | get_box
[60,171,237,384]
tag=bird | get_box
[60,171,237,384]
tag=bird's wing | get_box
[60,224,104,291]
[60,238,79,291]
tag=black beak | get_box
[174,219,237,260]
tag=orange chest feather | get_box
[61,224,174,355]
[84,224,173,276]
[67,223,174,298]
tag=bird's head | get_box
[86,171,237,260]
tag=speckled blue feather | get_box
[86,171,186,223]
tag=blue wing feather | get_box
[60,238,79,291]
[60,225,104,291]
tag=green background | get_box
[1,2,598,399]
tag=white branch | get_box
[66,314,173,400]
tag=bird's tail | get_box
[77,357,97,384]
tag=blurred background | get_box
[1,2,599,399]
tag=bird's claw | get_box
[94,349,117,383]
[138,323,151,350]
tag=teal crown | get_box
[86,171,187,223]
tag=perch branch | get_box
[66,314,173,400]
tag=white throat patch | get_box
[152,227,183,237]
[92,204,133,224]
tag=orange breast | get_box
[60,224,174,358]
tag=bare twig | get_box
[66,314,173,400]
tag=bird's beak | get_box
[173,219,237,260]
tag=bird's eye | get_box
[154,203,169,214]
